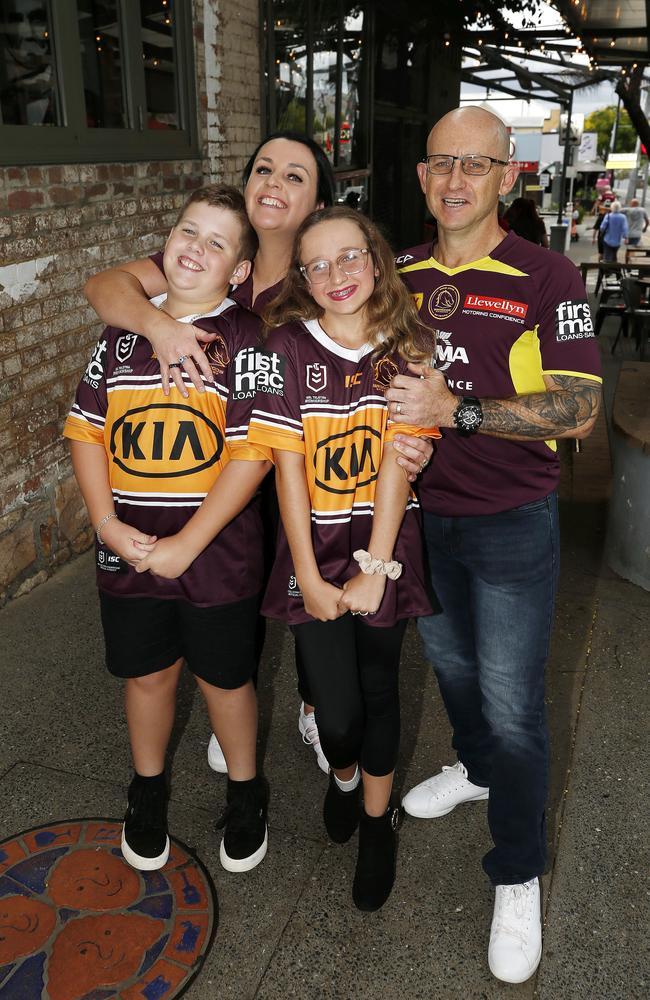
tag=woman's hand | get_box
[301,577,345,622]
[144,310,217,398]
[134,536,193,579]
[392,434,434,481]
[339,572,387,616]
[100,520,157,566]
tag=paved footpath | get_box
[1,331,648,999]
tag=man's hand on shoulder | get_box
[386,363,457,428]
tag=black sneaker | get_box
[323,771,361,843]
[121,772,170,871]
[216,776,268,872]
[352,806,402,911]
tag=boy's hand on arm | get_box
[134,535,190,578]
[100,518,157,566]
[339,572,386,615]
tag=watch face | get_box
[461,405,482,430]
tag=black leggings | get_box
[291,616,407,777]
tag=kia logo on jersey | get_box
[109,403,223,478]
[313,425,380,494]
[306,362,327,393]
[428,284,460,320]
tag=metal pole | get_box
[556,88,573,224]
[609,95,622,186]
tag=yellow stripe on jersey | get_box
[542,368,603,384]
[63,415,104,447]
[508,325,555,452]
[249,418,305,457]
[398,255,528,279]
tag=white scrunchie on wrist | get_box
[353,549,403,580]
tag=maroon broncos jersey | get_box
[397,231,602,516]
[64,297,269,607]
[248,320,441,627]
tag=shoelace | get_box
[441,762,468,781]
[493,883,535,944]
[126,782,167,833]
[301,717,322,751]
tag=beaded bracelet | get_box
[96,512,118,545]
[353,549,403,580]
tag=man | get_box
[387,107,602,984]
[623,197,649,247]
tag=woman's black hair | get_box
[242,131,335,207]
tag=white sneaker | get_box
[298,703,329,774]
[488,878,542,983]
[207,733,228,774]
[401,761,489,818]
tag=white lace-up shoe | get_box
[401,761,489,818]
[298,703,329,774]
[207,733,228,774]
[488,878,542,983]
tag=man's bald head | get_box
[426,107,511,160]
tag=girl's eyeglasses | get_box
[300,248,370,284]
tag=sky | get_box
[460,0,619,126]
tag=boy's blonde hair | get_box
[175,185,258,262]
[263,206,431,363]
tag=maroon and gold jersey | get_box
[63,297,269,607]
[247,320,440,627]
[397,231,602,516]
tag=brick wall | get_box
[0,0,260,605]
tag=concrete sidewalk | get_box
[1,331,648,999]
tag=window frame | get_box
[1,0,199,165]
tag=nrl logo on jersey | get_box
[306,362,327,394]
[115,334,138,364]
[428,284,460,321]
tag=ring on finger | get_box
[168,362,182,369]
[396,401,402,415]
[351,611,360,616]
[178,355,188,365]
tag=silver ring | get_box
[396,401,402,415]
[359,611,369,616]
[351,611,360,616]
[178,355,188,365]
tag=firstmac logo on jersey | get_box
[83,339,107,389]
[556,300,594,341]
[232,347,285,399]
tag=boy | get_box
[64,186,271,874]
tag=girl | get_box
[248,206,441,910]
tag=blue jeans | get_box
[417,495,560,885]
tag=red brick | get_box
[48,166,63,183]
[49,186,79,206]
[8,189,45,211]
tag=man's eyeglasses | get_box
[300,248,370,284]
[421,154,510,176]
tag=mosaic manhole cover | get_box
[0,819,217,999]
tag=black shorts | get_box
[98,591,260,689]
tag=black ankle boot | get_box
[352,806,402,911]
[323,771,361,843]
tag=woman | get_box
[83,132,432,775]
[599,200,628,262]
[504,198,548,248]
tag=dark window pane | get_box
[77,0,127,128]
[140,0,178,130]
[273,1,307,134]
[0,0,59,125]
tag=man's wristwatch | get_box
[453,396,483,436]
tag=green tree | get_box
[585,106,637,160]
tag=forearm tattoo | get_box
[481,375,601,439]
